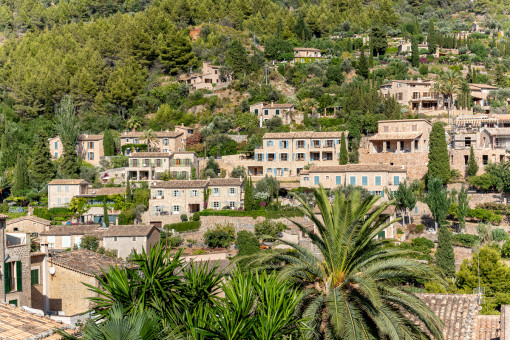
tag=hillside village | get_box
[5,0,510,338]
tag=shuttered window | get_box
[31,269,39,285]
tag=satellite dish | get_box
[49,267,55,275]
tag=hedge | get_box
[452,234,479,248]
[121,143,148,154]
[166,221,201,233]
[198,210,265,219]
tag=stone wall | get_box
[358,148,428,181]
[0,238,32,307]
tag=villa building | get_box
[120,131,185,155]
[250,102,299,127]
[178,62,231,91]
[126,152,199,181]
[380,80,443,113]
[49,134,104,166]
[47,179,89,209]
[293,48,323,63]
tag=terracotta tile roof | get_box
[103,225,159,237]
[121,131,183,138]
[0,213,9,219]
[172,152,198,155]
[470,83,499,90]
[129,152,172,158]
[261,103,294,109]
[40,225,105,237]
[482,128,510,136]
[378,119,432,124]
[78,134,103,141]
[7,216,51,225]
[369,132,423,141]
[477,315,500,340]
[294,47,321,52]
[150,180,209,189]
[263,131,348,139]
[48,179,89,185]
[305,164,406,173]
[415,294,479,340]
[0,303,76,339]
[77,187,126,197]
[50,249,126,276]
[208,178,244,186]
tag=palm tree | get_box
[126,116,143,132]
[432,69,461,124]
[251,187,444,339]
[143,129,156,151]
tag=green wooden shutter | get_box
[16,261,22,292]
[4,262,9,293]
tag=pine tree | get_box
[436,226,455,277]
[103,196,110,227]
[244,177,253,211]
[339,132,349,165]
[356,48,369,79]
[60,142,80,179]
[103,129,115,156]
[427,19,437,55]
[411,36,420,68]
[13,153,29,195]
[30,131,55,187]
[428,122,450,184]
[126,177,132,203]
[466,145,479,177]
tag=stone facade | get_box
[380,80,442,113]
[127,152,199,181]
[299,164,407,197]
[39,225,105,250]
[47,179,88,209]
[178,62,231,91]
[120,130,185,155]
[102,225,161,259]
[6,216,50,235]
[250,102,299,127]
[0,217,31,307]
[359,119,432,180]
[49,134,104,166]
[293,48,323,63]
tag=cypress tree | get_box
[103,129,115,156]
[103,196,110,227]
[411,36,419,68]
[60,142,80,179]
[339,132,349,165]
[428,122,450,184]
[356,47,369,79]
[427,19,437,55]
[13,153,29,195]
[466,145,479,177]
[244,177,253,211]
[436,226,455,277]
[126,177,132,203]
[30,131,55,187]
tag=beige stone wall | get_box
[449,148,508,177]
[103,236,148,259]
[77,140,104,166]
[48,183,87,208]
[0,231,31,307]
[208,185,243,210]
[41,234,103,250]
[30,254,44,310]
[6,220,49,234]
[149,187,205,216]
[48,265,97,316]
[359,149,429,181]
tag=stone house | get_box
[47,179,89,209]
[299,164,407,198]
[49,134,104,167]
[250,102,299,127]
[102,225,161,259]
[397,42,429,54]
[30,247,125,323]
[293,48,323,63]
[174,123,195,140]
[120,130,185,155]
[148,178,244,223]
[6,216,51,236]
[39,225,105,250]
[127,152,199,181]
[249,131,349,178]
[0,215,31,307]
[470,83,498,112]
[178,62,231,91]
[74,186,126,225]
[380,80,443,113]
[359,119,432,180]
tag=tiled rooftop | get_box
[6,215,51,225]
[78,187,126,196]
[128,152,172,158]
[40,225,105,236]
[50,249,126,276]
[78,134,103,141]
[103,225,159,237]
[263,131,347,139]
[121,131,184,138]
[0,303,76,339]
[150,178,243,189]
[48,179,88,185]
[305,164,406,173]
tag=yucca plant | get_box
[250,186,444,339]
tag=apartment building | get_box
[249,131,349,178]
[148,178,244,223]
[102,225,160,259]
[300,165,407,197]
[359,119,432,180]
[0,215,31,307]
[178,62,231,91]
[380,80,442,112]
[49,134,104,166]
[293,48,323,63]
[47,179,89,209]
[127,152,198,181]
[250,102,298,127]
[120,130,185,155]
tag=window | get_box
[75,236,82,247]
[393,176,400,185]
[163,138,169,146]
[191,190,199,197]
[275,109,280,115]
[212,188,220,196]
[296,153,305,161]
[326,176,330,179]
[282,141,288,149]
[57,198,61,207]
[396,93,403,101]
[31,269,39,285]
[54,141,58,149]
[173,205,180,213]
[213,202,220,209]
[336,176,341,185]
[362,176,368,186]
[65,185,69,192]
[87,152,94,160]
[375,176,381,186]
[304,176,309,181]
[464,155,469,165]
[57,185,61,192]
[483,155,488,165]
[264,109,269,116]
[132,237,136,241]
[465,137,472,147]
[114,236,118,241]
[312,140,320,148]
[143,159,150,166]
[172,190,181,197]
[297,141,305,148]
[350,176,356,185]
[88,142,94,149]
[47,236,55,246]
[229,188,236,196]
[281,153,288,161]
[314,176,319,185]
[254,109,259,115]
[156,190,163,197]
[5,261,22,293]
[132,159,139,167]
[54,152,58,158]
[326,140,333,147]
[414,140,419,150]
[266,140,273,147]
[62,236,71,248]
[229,202,236,208]
[156,159,162,167]
[384,126,389,132]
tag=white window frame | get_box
[212,202,220,209]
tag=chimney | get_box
[271,101,274,107]
[40,242,49,255]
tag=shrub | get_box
[411,224,426,233]
[419,64,428,76]
[80,235,99,252]
[164,235,184,248]
[254,220,289,239]
[397,228,404,235]
[501,241,510,258]
[412,237,435,249]
[192,212,200,221]
[468,208,503,224]
[180,214,188,222]
[198,209,265,218]
[192,249,206,255]
[492,229,509,242]
[203,223,235,248]
[452,233,479,247]
[165,221,201,233]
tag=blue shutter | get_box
[375,176,381,186]
[262,154,265,161]
[254,153,257,162]
[336,176,341,185]
[279,141,282,148]
[394,176,400,185]
[304,141,306,148]
[296,141,298,148]
[279,153,281,161]
[314,176,320,185]
[303,154,306,161]
[362,176,368,186]
[381,191,385,198]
